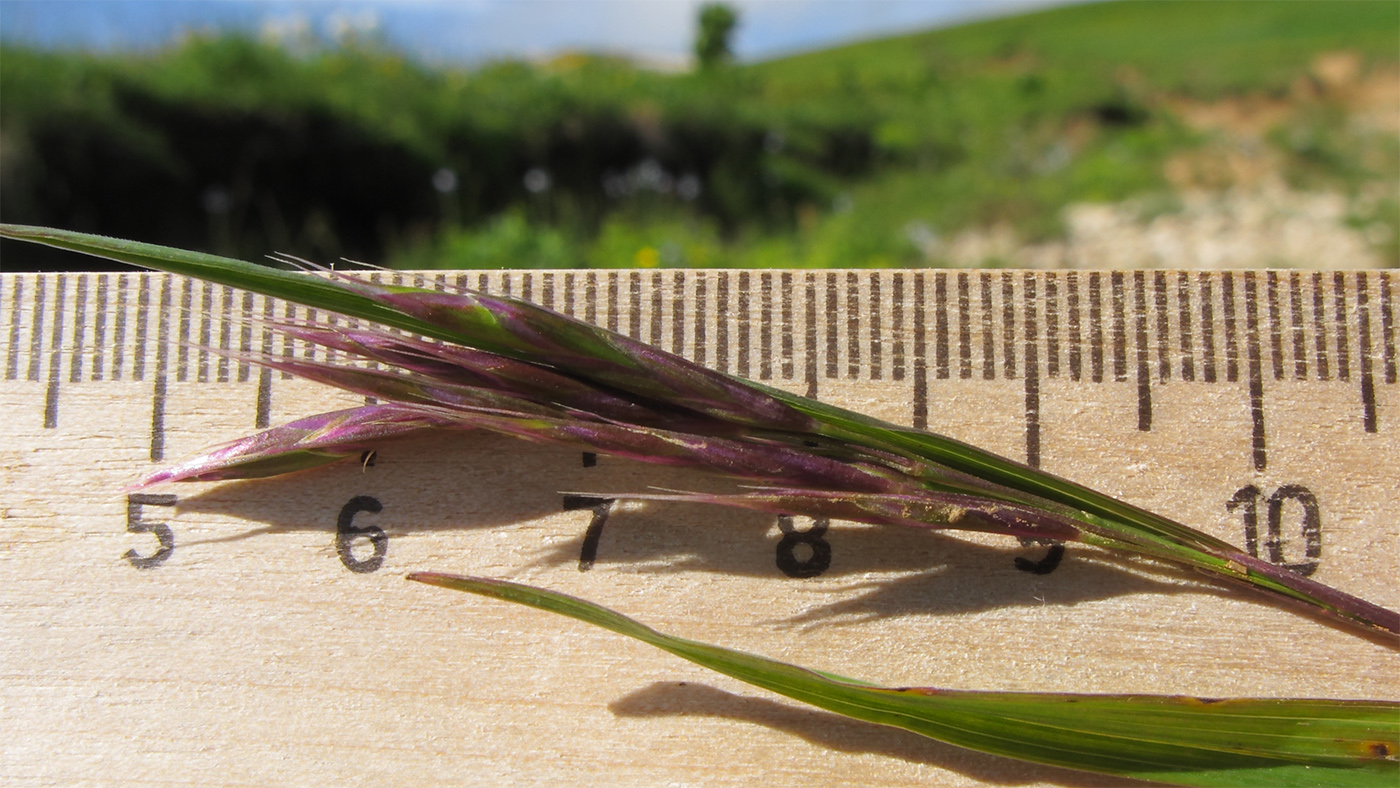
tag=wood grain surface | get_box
[2,270,1396,787]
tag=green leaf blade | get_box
[409,573,1399,788]
[0,225,435,334]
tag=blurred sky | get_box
[0,0,1069,66]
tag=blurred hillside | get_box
[2,0,1396,271]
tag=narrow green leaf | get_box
[408,573,1400,788]
[0,225,465,346]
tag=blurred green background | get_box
[2,0,1396,271]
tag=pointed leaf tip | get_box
[415,574,1400,788]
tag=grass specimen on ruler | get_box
[3,224,1396,785]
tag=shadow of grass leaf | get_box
[608,681,1147,787]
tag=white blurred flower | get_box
[523,167,552,194]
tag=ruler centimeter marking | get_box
[2,270,1394,471]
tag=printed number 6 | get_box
[336,496,387,573]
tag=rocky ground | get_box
[941,183,1391,269]
[936,53,1398,270]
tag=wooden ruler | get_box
[2,269,1396,787]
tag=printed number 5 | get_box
[125,493,176,569]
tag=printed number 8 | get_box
[776,515,831,578]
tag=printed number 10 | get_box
[1227,485,1321,577]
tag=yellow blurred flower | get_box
[634,246,660,267]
